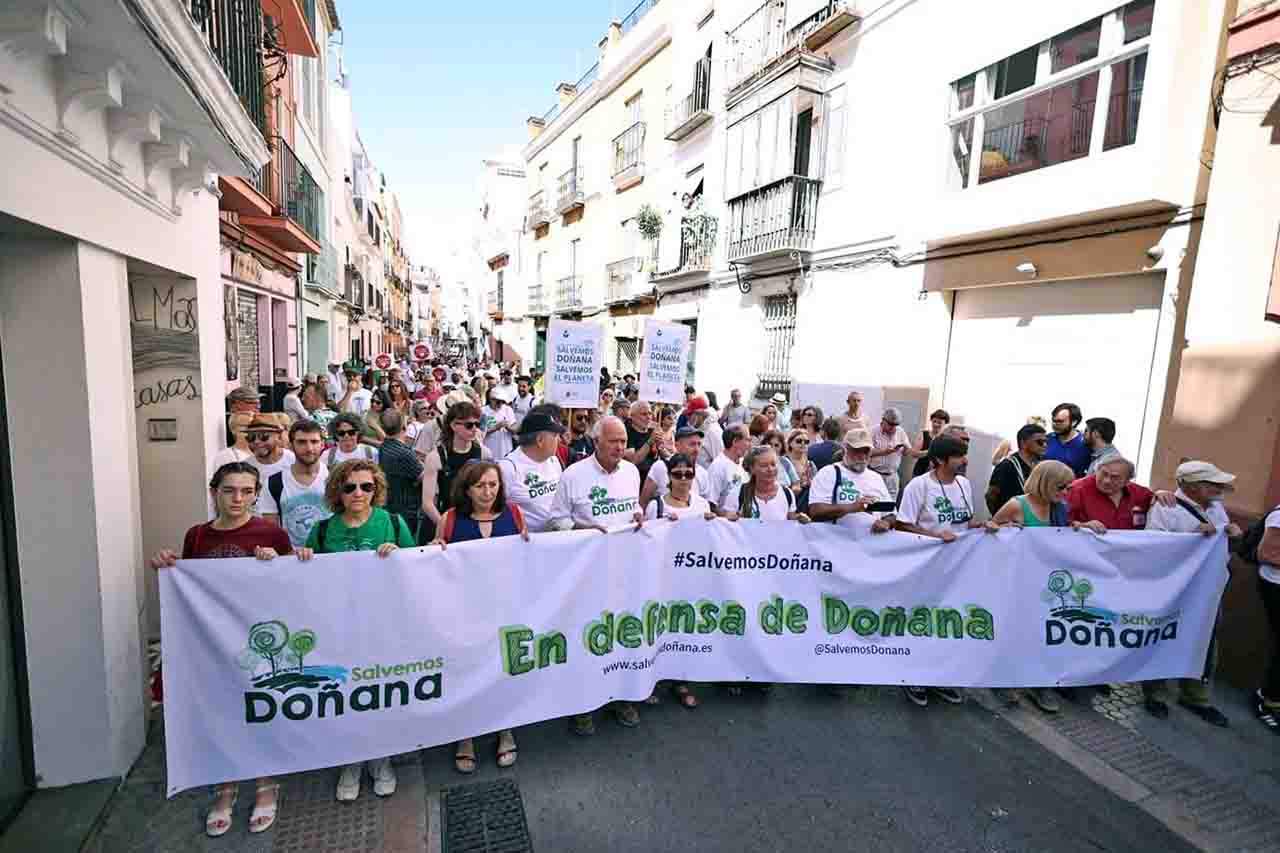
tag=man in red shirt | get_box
[1068,457,1154,531]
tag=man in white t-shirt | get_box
[641,427,709,508]
[490,368,518,404]
[245,417,296,493]
[499,412,564,533]
[1141,460,1242,727]
[869,407,911,500]
[706,424,752,511]
[511,376,538,426]
[259,419,331,548]
[808,429,894,535]
[1256,500,1280,733]
[895,436,987,543]
[338,369,373,415]
[547,416,644,735]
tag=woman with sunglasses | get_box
[420,399,491,543]
[800,406,824,444]
[387,380,413,418]
[429,462,529,771]
[362,389,390,448]
[781,428,817,496]
[327,413,378,466]
[297,460,417,802]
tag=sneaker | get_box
[1144,698,1169,720]
[614,702,640,728]
[336,763,361,802]
[931,687,964,705]
[903,686,929,707]
[1254,690,1280,734]
[1028,688,1061,714]
[571,713,595,736]
[370,758,397,797]
[1179,700,1228,728]
[991,688,1020,708]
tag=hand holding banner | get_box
[545,320,602,406]
[638,319,690,405]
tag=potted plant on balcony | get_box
[681,198,718,265]
[636,203,663,242]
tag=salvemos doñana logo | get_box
[1043,570,1179,648]
[240,620,444,724]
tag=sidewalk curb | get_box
[980,693,1273,853]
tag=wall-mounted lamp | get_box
[1016,262,1038,278]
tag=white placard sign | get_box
[638,320,691,405]
[544,319,602,406]
[161,525,1227,796]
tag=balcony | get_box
[665,58,713,142]
[185,0,266,133]
[306,240,339,296]
[529,192,551,229]
[612,123,646,191]
[726,0,848,99]
[726,175,821,263]
[343,264,365,310]
[606,257,650,304]
[793,2,861,51]
[557,167,585,215]
[528,283,549,316]
[237,136,322,253]
[556,275,583,313]
[654,220,717,283]
[620,0,659,35]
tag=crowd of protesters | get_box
[152,357,1280,838]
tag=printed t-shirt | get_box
[724,483,792,520]
[644,493,712,521]
[897,473,976,533]
[549,454,640,529]
[328,445,378,466]
[481,405,516,460]
[256,467,331,548]
[647,458,710,500]
[345,388,373,416]
[499,448,562,533]
[182,516,292,559]
[705,454,748,511]
[303,507,417,553]
[810,464,891,510]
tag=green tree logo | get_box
[525,471,539,486]
[1072,579,1094,608]
[247,620,289,676]
[589,486,608,504]
[238,621,335,694]
[288,629,317,671]
[1046,570,1074,609]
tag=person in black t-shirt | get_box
[625,400,662,482]
[985,423,1048,514]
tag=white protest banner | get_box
[544,319,602,406]
[638,319,690,405]
[161,525,1225,795]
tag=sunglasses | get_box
[458,420,480,429]
[335,429,358,438]
[792,438,810,446]
[342,482,376,495]
[670,470,695,481]
[246,432,276,442]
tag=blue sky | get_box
[337,1,629,260]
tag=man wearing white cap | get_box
[1140,460,1242,727]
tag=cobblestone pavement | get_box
[80,680,1277,852]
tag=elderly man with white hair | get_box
[1140,460,1242,727]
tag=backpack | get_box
[313,510,408,552]
[436,443,483,512]
[1235,506,1280,564]
[738,483,794,519]
[268,471,284,513]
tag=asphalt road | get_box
[420,685,1199,853]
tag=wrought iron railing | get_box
[528,283,548,315]
[259,136,322,242]
[185,0,267,134]
[667,57,712,137]
[726,175,820,261]
[556,275,583,311]
[726,0,790,93]
[307,240,338,291]
[529,191,551,227]
[612,122,646,177]
[557,167,584,212]
[575,63,599,95]
[620,0,659,34]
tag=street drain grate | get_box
[272,772,384,852]
[442,779,533,853]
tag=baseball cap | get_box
[226,387,262,404]
[843,429,873,450]
[675,426,704,440]
[1176,460,1236,486]
[685,395,709,414]
[517,412,566,436]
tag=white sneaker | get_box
[370,758,397,797]
[336,763,361,802]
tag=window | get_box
[948,2,1154,188]
[757,294,796,396]
[626,92,643,125]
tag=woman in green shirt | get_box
[297,459,416,802]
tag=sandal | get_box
[496,730,517,768]
[205,784,238,838]
[248,782,280,834]
[673,683,698,709]
[454,739,477,775]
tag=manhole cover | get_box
[442,778,533,853]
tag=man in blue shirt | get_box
[1045,402,1090,477]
